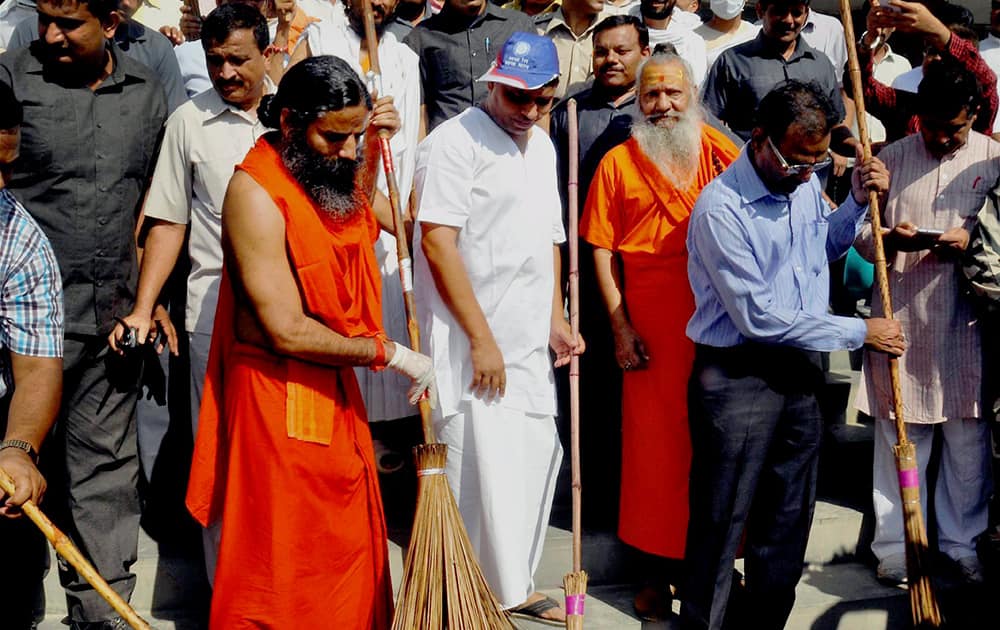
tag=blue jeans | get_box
[681,344,824,630]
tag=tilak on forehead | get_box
[641,60,686,86]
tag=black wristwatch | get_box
[0,439,39,463]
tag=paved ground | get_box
[34,351,999,628]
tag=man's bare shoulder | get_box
[223,170,284,234]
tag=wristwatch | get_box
[0,439,38,463]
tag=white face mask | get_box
[710,0,744,20]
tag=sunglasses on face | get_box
[767,135,832,176]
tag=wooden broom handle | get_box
[361,0,436,441]
[566,98,582,573]
[0,468,152,630]
[838,0,909,442]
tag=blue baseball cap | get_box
[477,32,560,90]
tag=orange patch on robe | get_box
[186,136,393,629]
[580,126,738,558]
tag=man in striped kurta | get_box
[856,59,1000,586]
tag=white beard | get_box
[631,105,704,191]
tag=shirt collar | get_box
[436,3,506,28]
[583,85,635,109]
[205,75,277,122]
[24,42,148,89]
[732,145,794,205]
[544,7,604,36]
[744,29,815,62]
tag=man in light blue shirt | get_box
[680,80,903,630]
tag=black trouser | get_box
[46,334,141,623]
[0,396,48,629]
[680,344,824,630]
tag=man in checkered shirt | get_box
[0,80,63,629]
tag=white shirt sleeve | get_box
[414,124,475,229]
[143,108,194,225]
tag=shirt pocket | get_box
[17,103,56,174]
[805,220,829,276]
[193,151,246,217]
[427,47,462,89]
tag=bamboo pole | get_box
[838,1,941,626]
[357,3,512,626]
[359,0,435,441]
[562,98,588,630]
[0,468,152,630]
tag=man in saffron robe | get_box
[185,55,436,629]
[580,50,738,620]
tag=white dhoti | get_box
[872,417,992,562]
[436,400,563,608]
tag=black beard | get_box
[640,0,675,21]
[348,12,388,39]
[279,129,361,220]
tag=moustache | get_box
[647,111,681,123]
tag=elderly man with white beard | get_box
[579,49,738,621]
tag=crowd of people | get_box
[0,0,998,628]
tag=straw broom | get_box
[357,2,512,626]
[838,1,941,625]
[562,98,588,629]
[0,467,152,630]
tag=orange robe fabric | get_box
[186,136,393,629]
[580,127,738,558]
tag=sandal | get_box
[509,594,565,626]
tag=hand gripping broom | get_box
[838,1,941,625]
[0,468,152,630]
[357,2,513,627]
[562,98,588,629]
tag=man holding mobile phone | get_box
[854,58,1000,587]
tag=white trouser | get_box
[435,399,563,608]
[872,418,992,562]
[189,331,221,585]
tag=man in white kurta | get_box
[412,32,582,623]
[854,59,1000,585]
[111,3,274,581]
[294,0,421,426]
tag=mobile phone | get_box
[878,0,903,12]
[915,228,945,238]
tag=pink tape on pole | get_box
[898,469,919,489]
[565,594,585,616]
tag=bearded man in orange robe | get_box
[185,55,436,629]
[580,50,738,621]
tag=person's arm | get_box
[579,154,640,368]
[691,207,869,351]
[110,111,187,354]
[0,353,61,517]
[941,33,999,133]
[549,245,583,367]
[268,2,300,83]
[825,152,890,261]
[420,222,505,399]
[857,27,900,128]
[109,219,186,355]
[0,231,63,517]
[222,169,391,366]
[593,247,647,370]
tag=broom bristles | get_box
[563,570,588,630]
[392,443,514,629]
[893,442,942,627]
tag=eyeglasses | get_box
[766,135,832,176]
